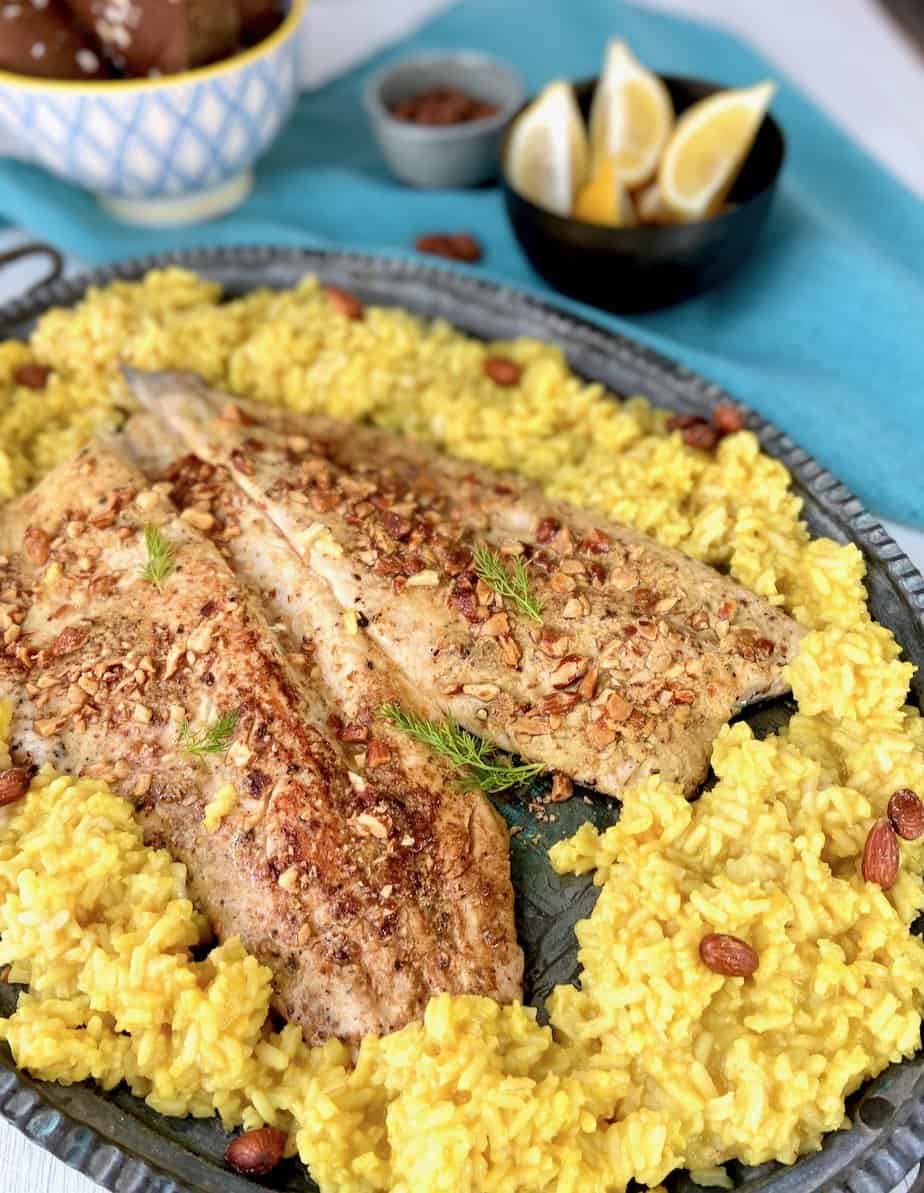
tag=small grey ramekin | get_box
[364,51,525,189]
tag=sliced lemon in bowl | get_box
[658,80,776,222]
[587,40,674,187]
[633,180,679,225]
[573,157,637,227]
[505,81,589,216]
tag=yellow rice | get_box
[1,269,923,1193]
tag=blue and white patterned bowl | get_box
[0,0,306,226]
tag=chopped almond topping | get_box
[133,773,152,798]
[278,866,300,891]
[50,625,87,657]
[585,719,616,747]
[187,626,213,654]
[511,716,548,737]
[481,612,510,637]
[35,716,64,738]
[365,738,393,769]
[577,667,598,702]
[23,526,50,567]
[536,517,560,544]
[497,635,521,668]
[406,569,440,587]
[448,583,480,622]
[605,691,632,722]
[339,722,369,743]
[559,558,586,576]
[581,528,612,555]
[537,629,569,658]
[220,402,255,425]
[354,812,389,839]
[549,772,574,802]
[540,691,580,715]
[135,492,160,517]
[475,578,494,606]
[181,508,215,531]
[550,654,588,689]
[609,566,640,590]
[550,526,575,556]
[227,742,254,767]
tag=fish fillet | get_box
[0,440,522,1043]
[126,369,804,798]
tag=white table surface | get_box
[2,1,924,1189]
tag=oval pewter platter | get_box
[1,246,923,1193]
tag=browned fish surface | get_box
[126,370,804,799]
[0,440,522,1043]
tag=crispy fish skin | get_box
[0,440,522,1043]
[126,370,804,798]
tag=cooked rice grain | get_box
[2,270,924,1193]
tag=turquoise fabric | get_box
[1,0,922,524]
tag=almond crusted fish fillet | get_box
[0,441,522,1043]
[126,370,804,799]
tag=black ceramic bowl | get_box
[501,75,785,313]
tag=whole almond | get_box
[414,233,453,257]
[445,233,483,262]
[323,285,364,321]
[225,1127,287,1176]
[414,232,483,263]
[0,768,31,807]
[682,421,720,451]
[699,933,759,977]
[862,819,900,888]
[887,789,924,841]
[713,402,745,435]
[13,362,50,390]
[483,356,522,386]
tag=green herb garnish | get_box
[179,710,239,759]
[472,544,543,623]
[142,524,176,593]
[380,703,545,794]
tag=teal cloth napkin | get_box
[1,0,923,526]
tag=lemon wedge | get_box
[588,41,674,187]
[506,81,589,216]
[658,80,776,221]
[632,181,669,225]
[573,157,637,227]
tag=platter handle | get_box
[0,243,64,305]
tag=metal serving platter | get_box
[1,246,923,1193]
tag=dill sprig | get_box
[380,703,545,794]
[179,710,239,759]
[472,544,543,623]
[142,524,176,593]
